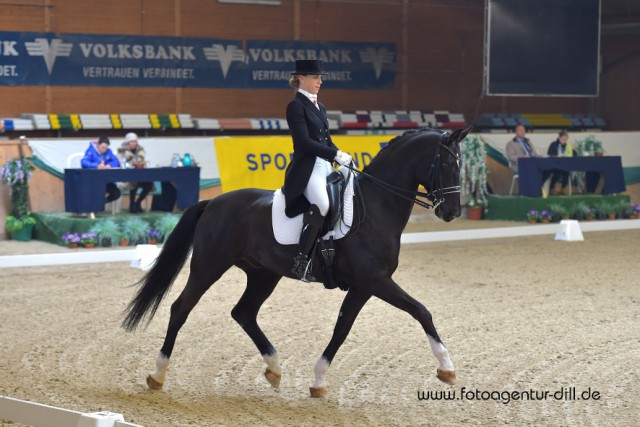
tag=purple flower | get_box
[633,205,640,213]
[61,232,81,244]
[148,228,160,239]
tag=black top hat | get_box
[291,59,328,75]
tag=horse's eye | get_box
[441,160,452,170]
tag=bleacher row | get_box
[0,110,466,133]
[475,113,606,131]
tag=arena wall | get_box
[0,0,637,130]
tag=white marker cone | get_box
[555,219,584,241]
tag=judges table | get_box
[517,156,625,197]
[64,167,200,213]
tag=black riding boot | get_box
[292,205,324,282]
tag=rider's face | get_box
[299,74,322,95]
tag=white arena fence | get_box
[0,221,639,269]
[0,395,142,427]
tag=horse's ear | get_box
[448,127,472,144]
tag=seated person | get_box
[81,136,121,204]
[506,124,538,173]
[544,129,574,195]
[117,132,154,214]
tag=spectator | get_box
[81,136,121,204]
[506,124,538,173]
[545,129,573,195]
[117,132,154,213]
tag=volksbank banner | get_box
[0,31,396,89]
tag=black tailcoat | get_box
[283,92,339,217]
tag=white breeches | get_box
[303,157,333,216]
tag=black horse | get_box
[122,127,470,397]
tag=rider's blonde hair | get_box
[289,75,300,89]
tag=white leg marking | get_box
[428,336,454,371]
[263,353,282,376]
[313,356,330,388]
[149,352,170,384]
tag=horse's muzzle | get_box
[438,208,460,222]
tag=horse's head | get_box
[420,127,471,222]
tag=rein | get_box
[344,134,461,210]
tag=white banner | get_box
[28,136,219,180]
[479,131,640,168]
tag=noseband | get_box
[346,131,461,210]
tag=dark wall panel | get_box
[0,0,637,129]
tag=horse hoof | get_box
[264,368,281,389]
[309,387,328,398]
[146,375,164,390]
[436,369,456,385]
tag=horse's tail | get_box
[121,200,209,332]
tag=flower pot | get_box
[629,214,638,220]
[527,219,537,224]
[84,243,95,248]
[68,243,78,248]
[10,223,34,242]
[119,239,129,247]
[607,213,616,220]
[541,219,550,224]
[466,206,483,221]
[595,152,604,157]
[148,239,157,245]
[562,215,570,220]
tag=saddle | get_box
[315,171,348,291]
[322,171,347,235]
[271,168,354,290]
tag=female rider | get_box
[283,59,352,282]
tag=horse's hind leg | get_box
[371,277,456,385]
[147,257,233,390]
[231,267,282,389]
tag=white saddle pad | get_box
[272,170,355,245]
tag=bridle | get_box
[344,131,461,210]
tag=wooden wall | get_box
[0,0,636,129]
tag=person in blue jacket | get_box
[81,136,121,203]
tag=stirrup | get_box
[292,255,315,282]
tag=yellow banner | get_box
[215,135,393,193]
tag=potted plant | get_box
[148,228,160,245]
[575,135,604,157]
[122,216,150,245]
[573,202,593,220]
[61,231,81,248]
[526,210,539,224]
[459,135,489,220]
[80,232,97,248]
[118,233,129,246]
[89,218,121,247]
[1,157,36,241]
[594,201,616,220]
[548,203,570,221]
[539,210,552,223]
[155,214,180,243]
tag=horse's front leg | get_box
[372,277,456,385]
[311,287,371,397]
